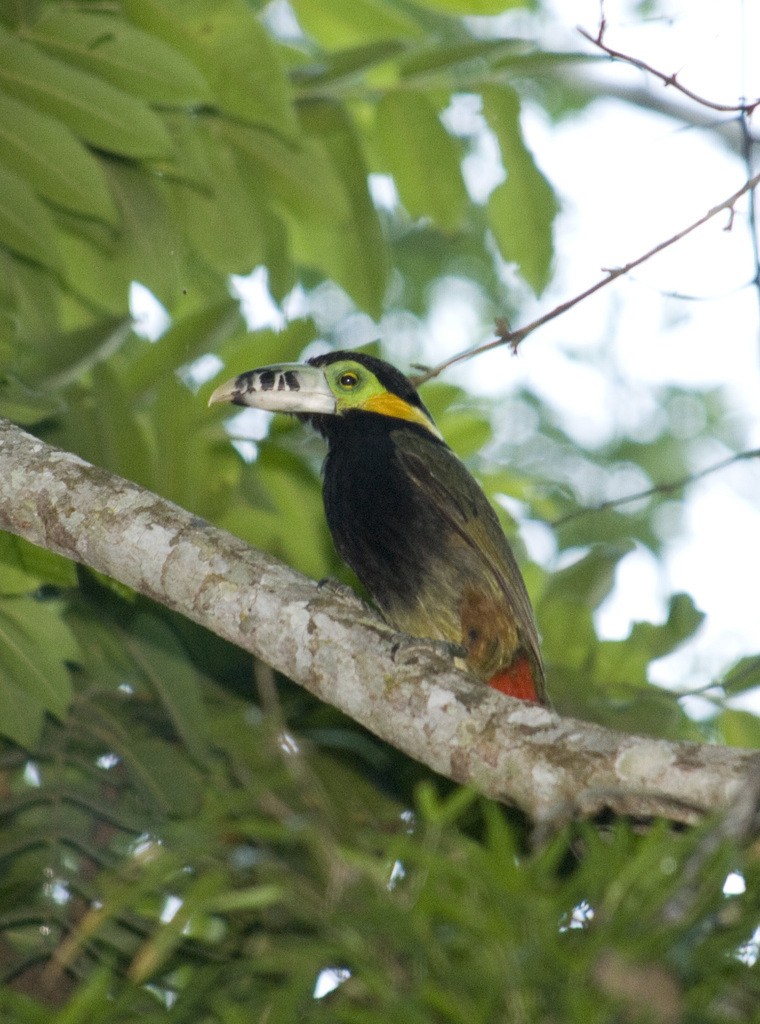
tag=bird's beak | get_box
[208,363,336,415]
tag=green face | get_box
[209,358,441,438]
[319,359,390,411]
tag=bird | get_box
[209,350,547,705]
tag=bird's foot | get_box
[317,577,357,600]
[390,634,466,666]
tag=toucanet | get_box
[209,351,548,705]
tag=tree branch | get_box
[0,419,756,825]
[553,447,760,527]
[578,24,760,115]
[542,65,759,158]
[414,170,760,383]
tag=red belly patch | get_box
[487,656,538,703]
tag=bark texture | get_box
[0,418,756,824]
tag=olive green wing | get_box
[393,429,544,680]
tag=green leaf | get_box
[290,0,424,47]
[128,870,226,983]
[0,0,43,29]
[0,91,117,224]
[414,0,527,12]
[593,637,650,690]
[127,297,242,395]
[54,236,123,317]
[398,38,529,79]
[149,375,217,511]
[293,99,389,316]
[216,120,351,224]
[627,593,704,661]
[538,597,596,669]
[556,503,660,554]
[148,111,215,190]
[419,380,467,419]
[78,695,196,818]
[211,318,319,391]
[0,315,13,352]
[53,356,155,484]
[88,361,155,486]
[437,408,492,457]
[0,27,172,158]
[126,616,211,765]
[53,967,113,1024]
[542,543,634,610]
[124,0,296,134]
[66,606,142,694]
[594,685,693,741]
[717,708,760,749]
[0,533,76,592]
[0,372,66,424]
[0,161,61,270]
[23,317,133,390]
[374,92,468,231]
[0,674,44,747]
[416,781,478,827]
[210,884,284,913]
[722,655,760,696]
[482,85,557,294]
[0,252,60,344]
[169,128,266,277]
[293,39,404,87]
[0,595,76,731]
[25,8,211,105]
[125,737,201,817]
[220,446,329,581]
[58,162,185,314]
[0,254,13,349]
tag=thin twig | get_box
[578,25,760,116]
[553,447,760,528]
[738,108,760,334]
[413,170,760,385]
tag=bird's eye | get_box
[338,371,359,388]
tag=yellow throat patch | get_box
[361,392,442,439]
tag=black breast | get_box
[321,411,444,611]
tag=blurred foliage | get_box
[0,0,759,1017]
